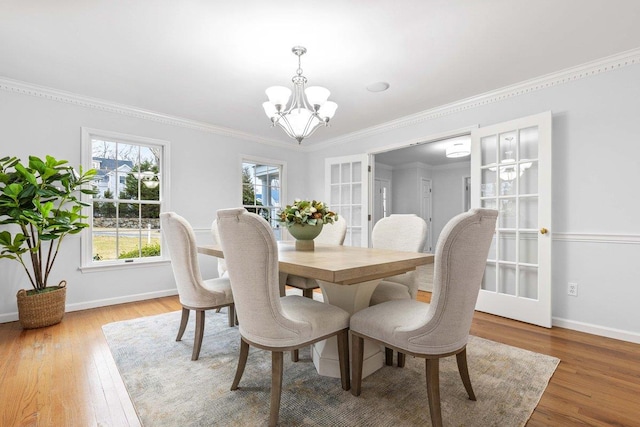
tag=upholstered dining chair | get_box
[350,208,498,427]
[369,214,428,306]
[160,212,235,361]
[285,215,347,298]
[369,214,428,366]
[210,219,229,278]
[217,207,351,427]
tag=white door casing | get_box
[325,154,370,247]
[420,178,433,252]
[471,111,552,328]
[373,178,391,225]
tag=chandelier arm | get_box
[275,114,299,140]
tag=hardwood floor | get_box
[1,293,639,426]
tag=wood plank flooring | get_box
[1,293,639,426]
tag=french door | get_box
[471,112,552,327]
[325,154,369,247]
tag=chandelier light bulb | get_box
[305,86,330,109]
[265,86,292,110]
[318,101,338,121]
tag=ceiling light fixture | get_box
[445,139,471,158]
[366,82,390,92]
[262,46,337,144]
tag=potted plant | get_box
[278,199,337,251]
[0,155,97,328]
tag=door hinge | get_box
[368,214,372,221]
[368,165,371,172]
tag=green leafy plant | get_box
[0,155,97,293]
[278,199,337,226]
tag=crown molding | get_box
[0,76,300,150]
[2,48,639,153]
[306,47,640,152]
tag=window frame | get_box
[80,127,171,271]
[240,154,286,241]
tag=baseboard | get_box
[0,288,179,324]
[552,317,640,344]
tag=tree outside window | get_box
[242,160,283,240]
[88,135,164,262]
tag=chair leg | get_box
[426,358,443,427]
[291,349,299,362]
[397,352,406,368]
[215,307,221,313]
[456,348,476,401]
[231,339,249,390]
[269,351,284,427]
[176,307,189,341]
[227,304,235,327]
[192,310,205,361]
[302,288,314,299]
[385,347,393,366]
[337,330,350,391]
[351,334,364,396]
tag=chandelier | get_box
[262,46,338,144]
[489,137,532,181]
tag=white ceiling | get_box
[2,0,640,148]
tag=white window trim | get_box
[80,127,171,271]
[240,154,286,235]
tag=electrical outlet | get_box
[568,282,578,297]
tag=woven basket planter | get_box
[17,281,67,329]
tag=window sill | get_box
[79,258,171,273]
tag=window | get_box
[242,157,284,240]
[81,128,170,268]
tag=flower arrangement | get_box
[278,199,337,227]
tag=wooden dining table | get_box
[198,241,433,379]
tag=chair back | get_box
[372,214,428,298]
[411,208,497,353]
[210,219,229,277]
[160,212,223,308]
[372,214,428,252]
[216,207,313,347]
[315,215,347,245]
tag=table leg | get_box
[311,279,384,379]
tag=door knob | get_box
[540,227,548,235]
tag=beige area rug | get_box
[103,310,559,426]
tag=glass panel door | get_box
[472,112,552,327]
[325,154,369,247]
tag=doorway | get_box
[372,134,472,250]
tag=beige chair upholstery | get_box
[217,207,351,427]
[369,214,428,306]
[284,215,347,298]
[210,219,228,278]
[350,208,498,427]
[369,214,429,366]
[160,212,235,361]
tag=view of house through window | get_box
[242,160,282,240]
[88,134,165,263]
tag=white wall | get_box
[0,89,307,322]
[305,63,640,342]
[431,162,470,245]
[391,166,418,214]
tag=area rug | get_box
[103,310,559,426]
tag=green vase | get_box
[287,223,323,251]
